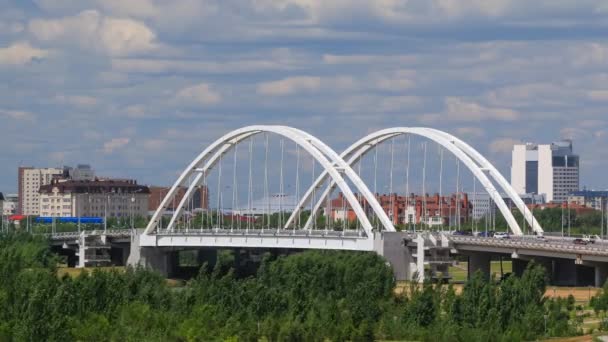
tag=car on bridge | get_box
[452,230,473,236]
[582,235,598,244]
[573,238,589,245]
[475,231,494,237]
[494,232,510,239]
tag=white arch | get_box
[286,127,531,236]
[144,125,392,236]
[425,128,543,234]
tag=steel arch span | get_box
[143,125,395,237]
[285,127,543,236]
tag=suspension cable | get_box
[373,140,379,229]
[422,141,427,229]
[216,150,223,230]
[204,170,208,231]
[248,138,253,233]
[439,147,444,231]
[389,138,395,226]
[456,158,461,232]
[406,135,412,232]
[472,175,476,233]
[311,160,316,232]
[295,144,300,231]
[278,138,284,233]
[357,153,362,234]
[231,143,238,232]
[264,133,269,232]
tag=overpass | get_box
[39,126,608,287]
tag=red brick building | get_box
[148,186,208,212]
[327,192,472,227]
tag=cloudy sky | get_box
[2,0,608,195]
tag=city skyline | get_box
[2,1,608,193]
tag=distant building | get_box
[468,192,545,220]
[18,167,64,215]
[231,193,297,216]
[38,178,149,218]
[511,140,579,203]
[148,186,209,214]
[2,193,17,216]
[568,190,608,212]
[65,164,96,181]
[327,192,472,227]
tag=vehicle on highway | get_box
[535,234,547,242]
[452,230,473,236]
[494,232,510,239]
[573,238,589,245]
[582,235,597,244]
[476,231,494,237]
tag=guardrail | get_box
[154,228,367,239]
[449,235,608,257]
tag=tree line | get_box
[0,232,588,341]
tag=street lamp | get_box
[543,314,548,335]
[130,188,144,230]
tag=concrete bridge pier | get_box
[467,252,491,280]
[374,232,416,282]
[595,264,608,288]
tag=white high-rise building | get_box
[511,140,579,203]
[18,167,64,215]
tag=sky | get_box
[2,0,608,196]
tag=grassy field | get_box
[57,266,126,278]
[449,260,513,282]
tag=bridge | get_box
[44,126,608,287]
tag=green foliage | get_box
[480,207,605,235]
[0,233,582,341]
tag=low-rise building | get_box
[2,193,17,216]
[568,190,608,211]
[38,179,150,218]
[327,192,472,227]
[148,186,209,214]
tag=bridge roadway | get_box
[44,229,608,286]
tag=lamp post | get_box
[543,314,548,336]
[104,194,109,234]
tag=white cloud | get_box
[257,76,321,96]
[28,10,157,56]
[420,97,519,123]
[0,109,36,122]
[0,41,48,65]
[175,83,221,105]
[256,75,359,96]
[485,82,573,107]
[124,104,147,118]
[489,137,521,154]
[588,90,608,101]
[54,95,98,107]
[455,127,485,138]
[142,138,167,151]
[571,43,608,67]
[103,137,130,154]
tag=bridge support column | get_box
[127,231,177,277]
[468,253,491,280]
[512,258,528,278]
[197,249,217,270]
[135,248,177,278]
[374,232,415,282]
[77,234,86,268]
[595,264,608,288]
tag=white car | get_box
[494,232,510,239]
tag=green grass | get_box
[449,260,512,283]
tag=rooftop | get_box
[39,179,150,195]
